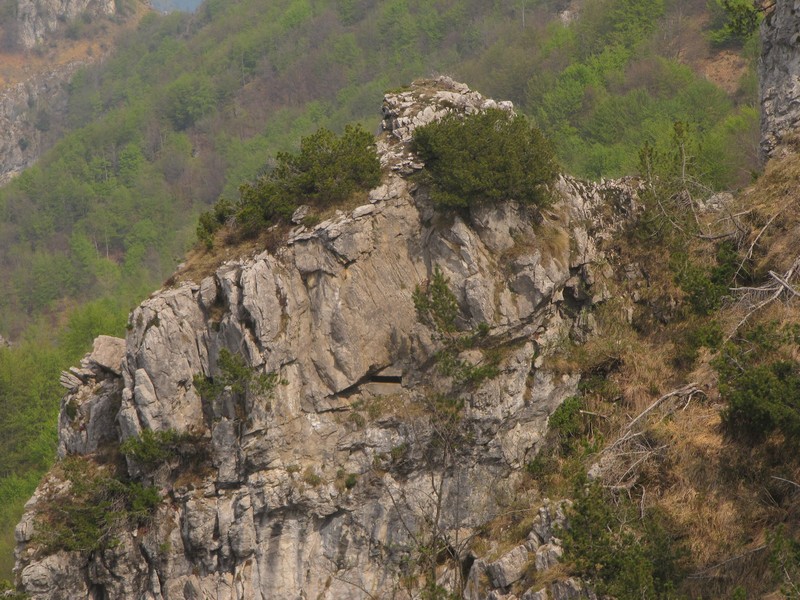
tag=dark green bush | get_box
[563,484,685,599]
[720,359,800,444]
[230,124,381,236]
[672,241,739,316]
[120,429,201,471]
[193,348,279,402]
[412,109,558,209]
[36,457,160,553]
[549,396,585,454]
[708,0,761,46]
[196,198,234,249]
[715,323,800,444]
[413,266,499,385]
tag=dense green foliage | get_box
[34,456,160,554]
[193,348,279,406]
[709,0,762,45]
[208,123,380,240]
[563,484,685,599]
[672,240,739,316]
[715,324,800,444]
[413,266,499,385]
[412,109,558,208]
[120,429,205,472]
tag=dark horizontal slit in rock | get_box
[369,374,402,384]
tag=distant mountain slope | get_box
[150,0,202,12]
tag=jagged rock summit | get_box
[14,78,634,599]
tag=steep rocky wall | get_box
[0,61,84,185]
[14,79,635,600]
[760,1,800,160]
[15,0,116,49]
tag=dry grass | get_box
[533,149,800,596]
[168,225,285,286]
[735,150,800,278]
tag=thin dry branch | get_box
[591,384,702,488]
[606,383,700,452]
[735,205,786,280]
[728,256,800,340]
[687,545,768,579]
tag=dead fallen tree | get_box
[728,256,800,340]
[589,383,704,490]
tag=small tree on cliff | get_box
[411,108,559,209]
[709,0,770,45]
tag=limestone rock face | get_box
[760,1,800,160]
[15,79,633,599]
[0,1,123,182]
[15,0,116,49]
[0,62,86,185]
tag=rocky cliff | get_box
[15,0,116,49]
[0,0,128,183]
[13,79,637,600]
[760,1,800,159]
[0,61,83,185]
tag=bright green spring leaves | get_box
[412,109,558,209]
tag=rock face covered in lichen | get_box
[15,0,116,49]
[0,62,84,185]
[760,1,800,160]
[14,78,634,600]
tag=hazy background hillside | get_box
[150,0,203,11]
[0,0,760,580]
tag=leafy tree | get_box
[164,74,216,130]
[413,266,498,385]
[193,348,279,407]
[563,484,685,599]
[412,109,558,209]
[714,324,800,444]
[120,429,203,472]
[709,0,761,46]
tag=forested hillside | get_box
[0,0,761,582]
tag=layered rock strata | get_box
[14,78,636,599]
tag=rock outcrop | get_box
[760,1,800,160]
[0,61,84,184]
[14,78,638,599]
[15,0,116,49]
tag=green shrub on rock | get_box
[411,109,559,209]
[220,124,380,238]
[35,456,160,554]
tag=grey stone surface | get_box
[16,0,116,48]
[487,545,530,588]
[760,2,800,160]
[15,79,625,600]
